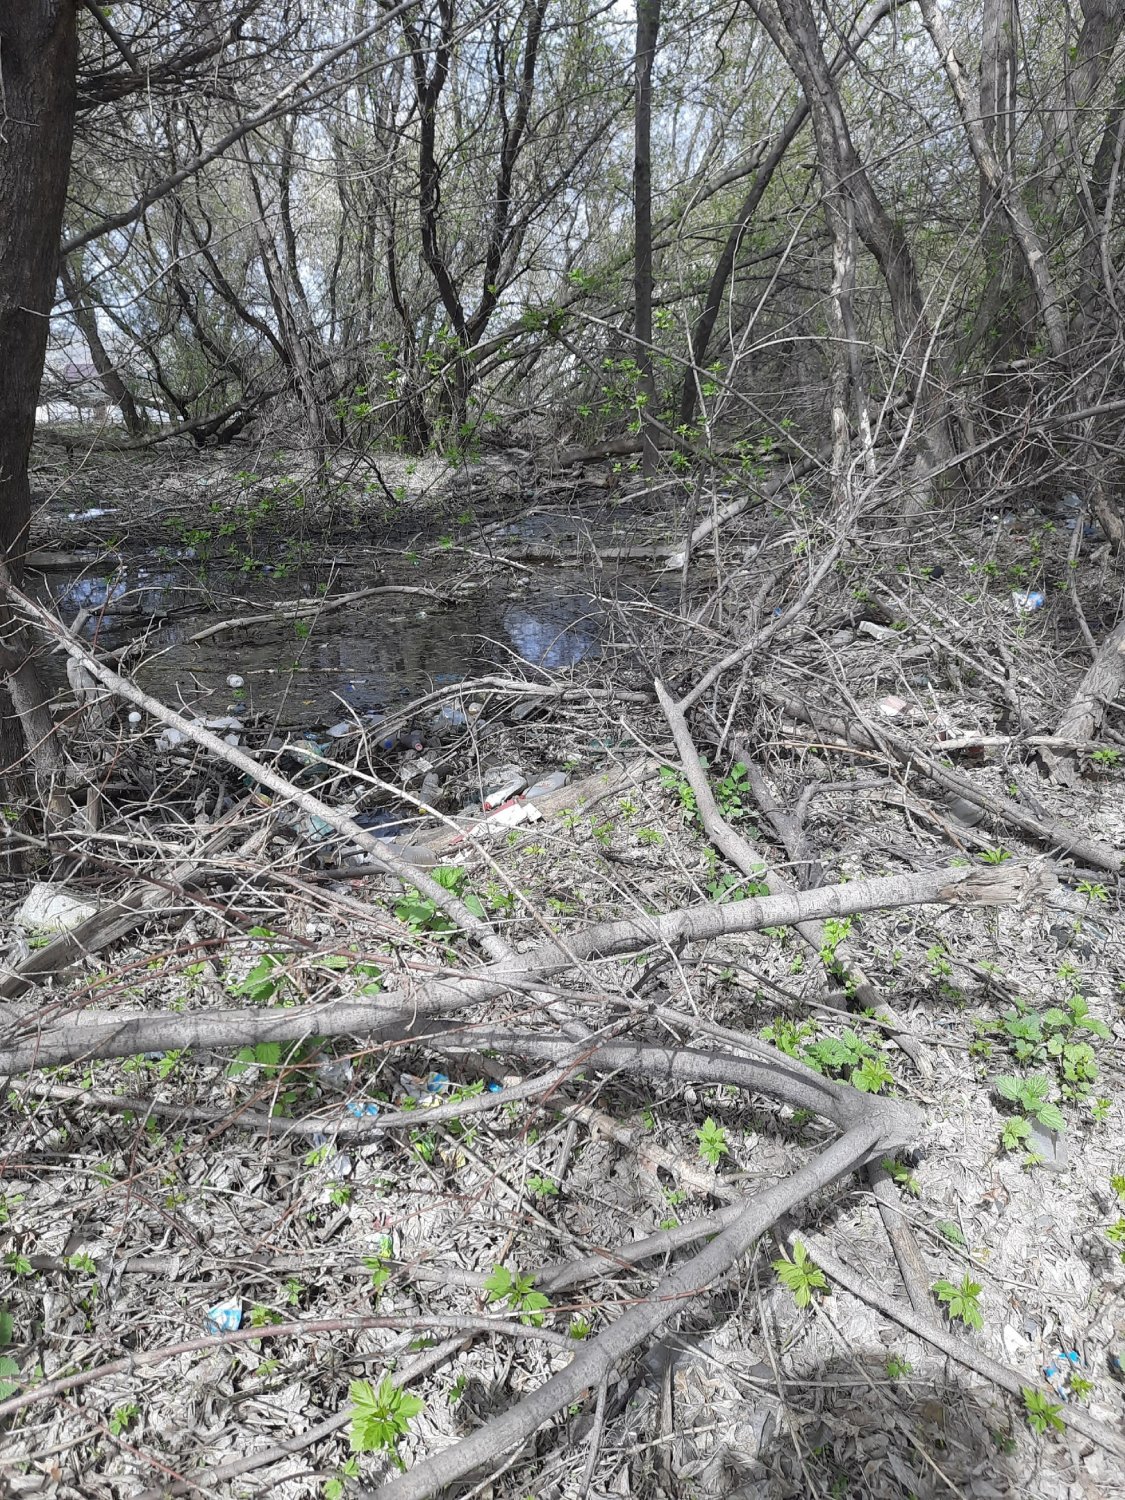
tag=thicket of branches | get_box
[25,0,1124,514]
[1,4,1124,1496]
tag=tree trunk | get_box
[58,260,146,434]
[0,2,76,788]
[767,0,957,502]
[634,0,661,479]
[0,1,78,573]
[918,0,1068,361]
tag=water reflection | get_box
[502,597,599,668]
[40,553,608,725]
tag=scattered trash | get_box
[156,726,186,752]
[1027,1117,1068,1174]
[471,800,542,834]
[878,695,911,719]
[202,716,243,732]
[345,1100,381,1119]
[1043,1349,1081,1399]
[205,1297,243,1334]
[400,1071,449,1105]
[945,796,986,829]
[227,674,244,688]
[857,621,900,643]
[16,883,99,935]
[317,1058,354,1089]
[487,1082,503,1093]
[326,721,351,739]
[289,737,328,766]
[420,772,442,803]
[526,771,569,799]
[127,710,143,726]
[484,775,528,809]
[1011,589,1045,615]
[378,726,426,753]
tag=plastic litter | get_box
[345,1100,381,1119]
[1043,1350,1081,1399]
[227,674,245,689]
[474,800,541,833]
[857,621,900,643]
[317,1058,354,1089]
[326,722,351,739]
[878,695,911,719]
[400,1070,449,1104]
[484,775,527,809]
[420,772,441,803]
[1011,589,1045,614]
[525,771,569,799]
[127,710,142,726]
[205,1297,243,1334]
[17,883,99,935]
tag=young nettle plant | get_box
[772,1239,828,1309]
[1022,1387,1065,1436]
[696,1117,729,1166]
[483,1265,550,1326]
[1104,1175,1125,1265]
[933,1274,984,1331]
[994,1073,1065,1158]
[347,1377,424,1469]
[760,1018,894,1094]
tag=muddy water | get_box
[37,527,613,731]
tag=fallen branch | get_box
[180,583,451,647]
[0,861,1055,1076]
[764,684,1123,872]
[1048,614,1125,783]
[2,579,508,960]
[363,1124,886,1500]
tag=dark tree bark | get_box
[0,1,76,784]
[634,0,661,478]
[0,0,78,574]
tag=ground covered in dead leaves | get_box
[2,445,1123,1500]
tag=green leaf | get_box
[1035,1100,1065,1132]
[0,1354,20,1400]
[483,1265,513,1303]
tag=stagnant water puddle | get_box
[36,545,612,731]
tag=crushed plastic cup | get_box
[487,1081,503,1093]
[399,1071,450,1104]
[345,1100,381,1119]
[486,801,541,831]
[317,1058,354,1089]
[1012,589,1045,615]
[205,1297,243,1334]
